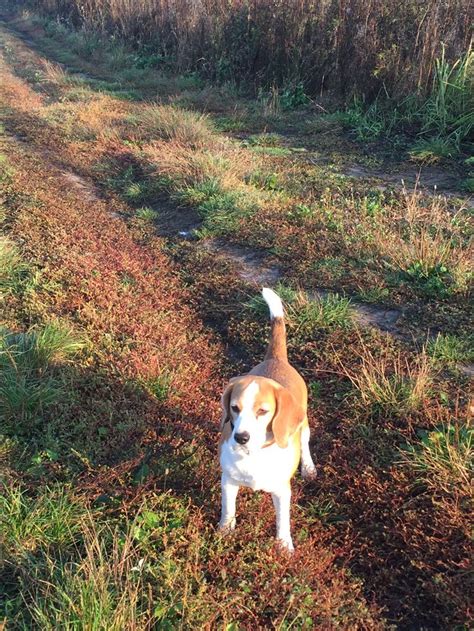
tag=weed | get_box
[142,372,172,402]
[135,206,158,222]
[409,137,456,164]
[247,170,280,191]
[0,484,87,557]
[356,285,390,303]
[246,133,282,147]
[286,203,314,225]
[250,145,292,157]
[382,192,473,298]
[401,422,472,494]
[427,333,473,368]
[177,178,254,234]
[279,83,310,110]
[420,45,474,149]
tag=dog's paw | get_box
[218,517,236,533]
[301,463,317,480]
[277,536,294,553]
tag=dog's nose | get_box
[234,431,250,445]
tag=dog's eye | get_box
[257,408,268,416]
[231,404,240,413]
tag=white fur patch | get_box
[262,287,284,319]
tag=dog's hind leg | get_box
[300,419,317,480]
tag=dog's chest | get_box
[220,442,297,492]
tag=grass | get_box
[401,421,472,494]
[342,345,432,416]
[0,324,84,431]
[135,206,158,222]
[137,104,216,148]
[427,333,474,368]
[0,236,29,295]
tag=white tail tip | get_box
[261,287,284,320]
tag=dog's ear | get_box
[271,385,305,448]
[220,378,238,431]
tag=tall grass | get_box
[25,0,472,103]
[421,45,474,148]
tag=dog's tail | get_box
[261,287,287,362]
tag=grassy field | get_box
[0,5,472,630]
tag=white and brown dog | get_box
[218,287,316,551]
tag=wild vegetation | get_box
[0,3,472,630]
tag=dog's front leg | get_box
[218,474,239,532]
[271,484,294,551]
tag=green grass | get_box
[0,324,84,431]
[246,133,282,147]
[176,178,256,234]
[427,333,474,368]
[401,422,472,493]
[409,137,457,164]
[0,487,206,630]
[0,237,29,296]
[0,484,88,556]
[135,206,159,222]
[340,46,473,154]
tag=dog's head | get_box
[220,376,304,452]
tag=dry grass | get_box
[138,104,216,148]
[143,139,255,188]
[379,190,473,295]
[26,0,472,102]
[342,344,432,416]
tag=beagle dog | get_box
[218,287,316,551]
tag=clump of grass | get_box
[409,137,456,164]
[247,284,353,333]
[176,177,256,234]
[343,347,431,416]
[139,104,215,148]
[356,285,390,303]
[26,517,154,630]
[135,206,158,222]
[427,333,473,368]
[420,45,474,150]
[247,133,282,147]
[401,422,472,494]
[1,484,87,557]
[142,371,173,402]
[0,324,84,430]
[0,237,29,296]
